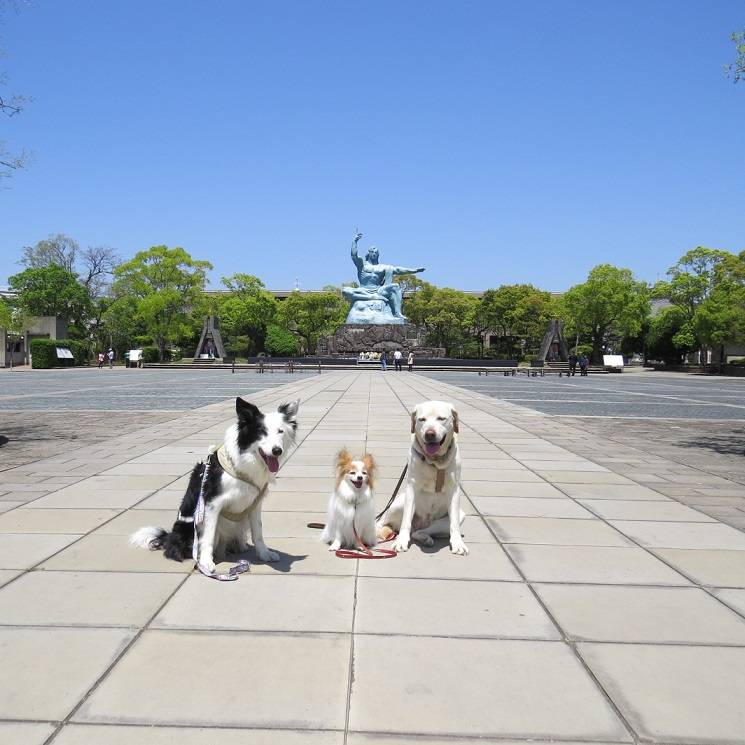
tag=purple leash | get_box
[192,451,250,581]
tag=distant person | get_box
[97,352,105,369]
[380,350,387,371]
[393,349,402,371]
[107,348,114,369]
[568,352,577,376]
[407,351,414,372]
[579,354,589,376]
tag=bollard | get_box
[232,358,235,375]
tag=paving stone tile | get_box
[0,533,82,569]
[94,509,176,535]
[472,496,594,519]
[650,549,745,587]
[0,723,55,745]
[712,588,745,617]
[349,636,630,740]
[358,540,520,581]
[523,460,608,471]
[0,626,134,719]
[0,507,121,533]
[0,500,23,513]
[578,500,714,522]
[153,574,354,632]
[542,471,636,484]
[132,489,184,509]
[579,643,745,743]
[611,520,745,550]
[54,725,343,745]
[0,568,21,587]
[536,584,745,643]
[40,534,193,573]
[28,488,154,509]
[487,517,633,547]
[0,570,183,627]
[356,577,558,639]
[505,544,690,585]
[75,630,349,729]
[463,481,566,498]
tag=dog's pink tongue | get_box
[425,442,441,456]
[265,456,280,473]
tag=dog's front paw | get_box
[200,559,216,573]
[450,538,469,556]
[328,540,341,551]
[393,534,410,552]
[257,547,280,562]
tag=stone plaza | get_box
[1,367,745,743]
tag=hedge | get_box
[30,339,88,368]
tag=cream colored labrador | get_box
[376,400,468,555]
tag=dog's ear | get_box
[236,397,260,420]
[336,448,352,475]
[278,399,300,423]
[451,407,459,433]
[362,453,376,476]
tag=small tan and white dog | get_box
[376,400,468,555]
[322,450,377,551]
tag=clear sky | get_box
[1,0,743,292]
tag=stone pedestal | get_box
[317,324,445,357]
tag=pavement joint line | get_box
[385,371,643,743]
[402,373,745,627]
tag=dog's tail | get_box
[129,522,193,562]
[129,526,168,550]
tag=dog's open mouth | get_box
[424,436,446,456]
[259,449,280,474]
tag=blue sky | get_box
[1,0,743,291]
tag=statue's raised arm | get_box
[350,232,363,269]
[391,263,426,276]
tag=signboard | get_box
[55,347,74,359]
[603,354,624,369]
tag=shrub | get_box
[142,346,160,363]
[30,339,77,368]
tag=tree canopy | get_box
[111,246,212,361]
[562,265,649,363]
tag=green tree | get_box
[725,28,745,83]
[693,250,745,368]
[478,284,556,359]
[111,246,212,361]
[8,264,92,330]
[562,265,649,364]
[655,246,731,363]
[264,324,299,356]
[218,273,277,355]
[645,305,694,365]
[276,291,347,353]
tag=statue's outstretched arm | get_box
[391,264,426,276]
[350,232,363,268]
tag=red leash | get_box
[334,529,398,559]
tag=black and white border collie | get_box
[130,397,299,571]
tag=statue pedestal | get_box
[317,324,445,357]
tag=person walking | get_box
[380,350,387,371]
[568,352,577,376]
[393,349,402,371]
[407,351,414,372]
[97,351,105,369]
[579,354,589,376]
[107,348,114,369]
